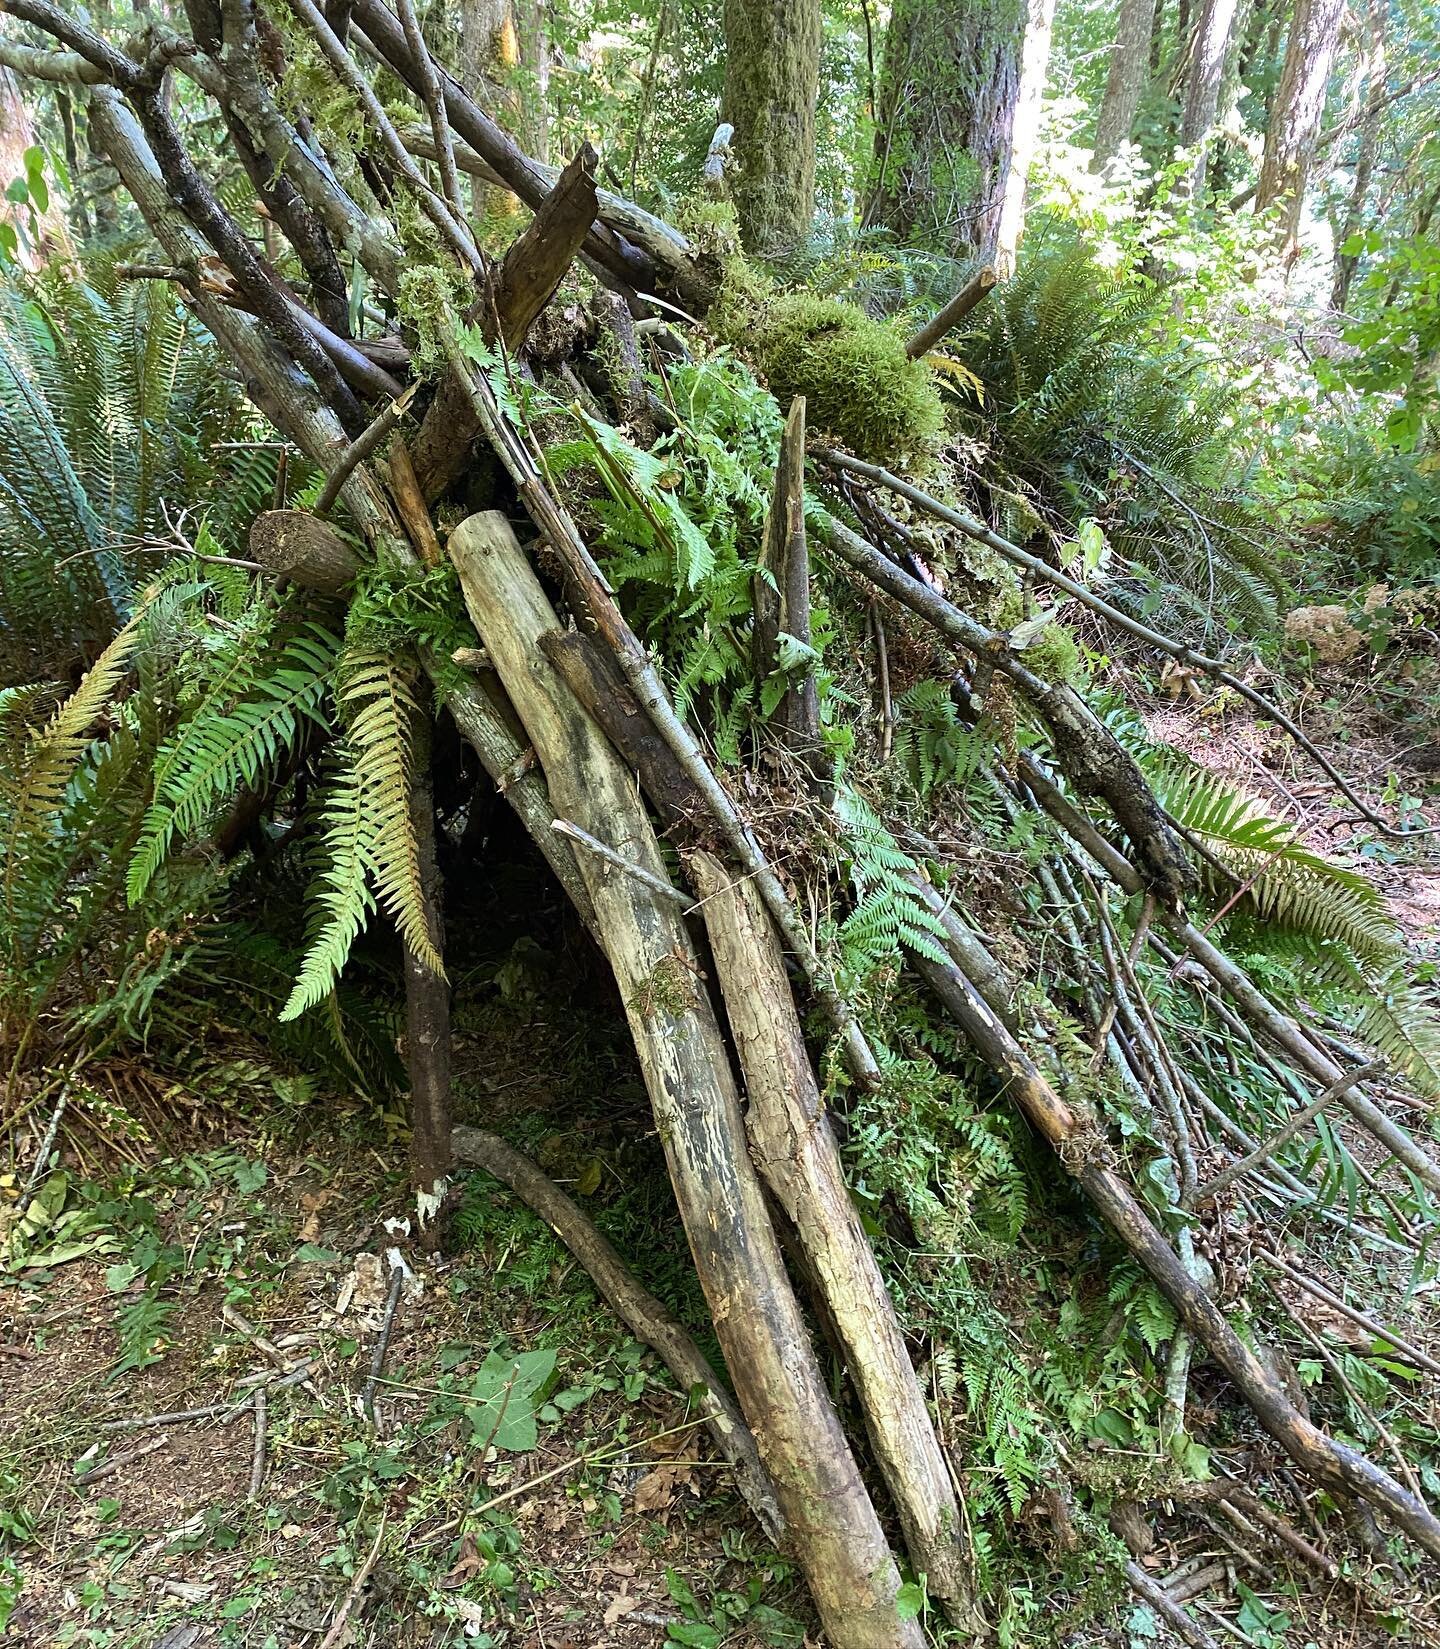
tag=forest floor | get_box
[1138,655,1440,949]
[0,1110,810,1649]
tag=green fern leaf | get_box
[128,624,337,903]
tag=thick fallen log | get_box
[449,509,924,1649]
[248,509,362,592]
[541,631,708,825]
[690,850,983,1632]
[449,1125,783,1542]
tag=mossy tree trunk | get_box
[460,0,548,204]
[721,0,822,256]
[864,0,1027,257]
[1256,0,1345,254]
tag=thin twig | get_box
[19,1082,72,1212]
[1124,1560,1221,1649]
[248,1387,267,1500]
[1196,1062,1383,1204]
[1259,1248,1440,1376]
[318,1516,386,1649]
[75,1434,169,1486]
[395,0,464,220]
[869,601,893,762]
[315,384,417,515]
[551,819,690,905]
[102,1399,252,1431]
[362,1256,407,1427]
[283,0,480,271]
[816,448,1440,838]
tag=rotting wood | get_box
[449,509,923,1649]
[248,509,362,592]
[691,850,985,1633]
[586,288,657,445]
[754,398,826,792]
[410,144,599,501]
[386,434,443,565]
[450,1124,784,1543]
[493,142,601,346]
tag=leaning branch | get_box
[818,448,1440,839]
[450,1125,783,1542]
[904,265,997,359]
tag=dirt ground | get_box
[0,1136,809,1649]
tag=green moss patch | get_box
[715,287,944,465]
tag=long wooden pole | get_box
[691,850,983,1632]
[449,510,923,1649]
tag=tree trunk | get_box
[1094,0,1159,165]
[514,0,548,164]
[1329,0,1385,310]
[461,0,528,214]
[1177,0,1241,196]
[720,0,822,256]
[995,0,1057,273]
[449,510,924,1649]
[1257,0,1346,254]
[865,0,1027,257]
[0,67,71,266]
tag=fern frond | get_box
[281,747,377,1021]
[128,624,338,902]
[2,620,143,945]
[1153,763,1400,962]
[337,646,444,979]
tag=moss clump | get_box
[992,588,1084,685]
[718,290,944,464]
[397,262,471,377]
[1024,623,1083,685]
[628,955,698,1019]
